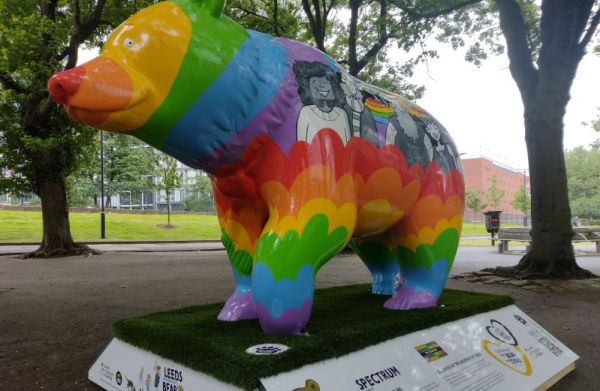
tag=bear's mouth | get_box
[65,90,146,128]
[68,106,113,126]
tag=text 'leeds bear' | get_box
[48,0,464,335]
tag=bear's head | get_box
[47,0,240,134]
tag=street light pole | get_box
[100,130,106,239]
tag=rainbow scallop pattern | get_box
[48,0,464,335]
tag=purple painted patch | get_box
[217,292,257,321]
[255,300,313,335]
[384,287,438,310]
[376,123,387,147]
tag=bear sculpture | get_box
[48,0,464,335]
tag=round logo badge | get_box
[245,343,290,355]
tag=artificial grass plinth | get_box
[113,284,514,390]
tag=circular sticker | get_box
[245,343,290,355]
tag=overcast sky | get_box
[408,43,600,170]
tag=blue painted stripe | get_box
[402,259,449,297]
[252,263,314,320]
[165,30,288,163]
[373,116,390,125]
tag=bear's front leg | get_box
[213,184,266,322]
[251,171,357,334]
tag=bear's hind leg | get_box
[383,194,463,310]
[350,235,401,295]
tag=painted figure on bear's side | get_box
[48,0,464,335]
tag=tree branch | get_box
[580,7,600,49]
[64,0,108,70]
[232,5,268,20]
[496,0,538,105]
[0,73,27,94]
[73,0,81,28]
[348,0,360,74]
[390,0,483,20]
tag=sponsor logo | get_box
[415,341,448,363]
[245,343,290,355]
[482,319,532,376]
[514,314,528,325]
[354,366,401,390]
[482,340,532,376]
[486,319,518,346]
[162,366,184,391]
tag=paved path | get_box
[0,246,599,390]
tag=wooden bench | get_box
[497,227,600,253]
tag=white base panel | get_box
[90,305,578,391]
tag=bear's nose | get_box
[48,66,86,105]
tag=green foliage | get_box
[465,187,487,215]
[436,0,541,66]
[511,184,530,214]
[182,175,214,211]
[0,0,156,197]
[565,146,600,219]
[225,0,304,39]
[113,285,513,390]
[486,175,505,209]
[156,154,182,225]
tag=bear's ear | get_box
[194,0,226,17]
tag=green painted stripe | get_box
[133,2,248,149]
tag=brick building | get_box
[461,156,529,221]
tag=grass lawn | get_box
[0,210,221,242]
[0,209,520,244]
[114,284,514,390]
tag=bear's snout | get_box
[48,65,86,106]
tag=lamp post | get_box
[100,130,106,239]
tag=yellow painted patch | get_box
[263,199,357,237]
[222,219,253,253]
[393,215,462,252]
[99,2,192,130]
[354,199,404,237]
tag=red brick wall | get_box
[461,157,528,215]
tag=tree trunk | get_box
[512,116,591,278]
[489,55,594,279]
[167,192,171,226]
[22,177,96,258]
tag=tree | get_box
[565,146,600,220]
[511,184,530,226]
[101,133,157,208]
[485,175,505,209]
[225,0,303,39]
[300,1,483,97]
[465,187,487,218]
[492,0,598,278]
[156,154,182,227]
[183,175,214,212]
[0,0,155,257]
[447,0,599,278]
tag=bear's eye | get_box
[123,38,135,49]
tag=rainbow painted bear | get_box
[48,0,464,335]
